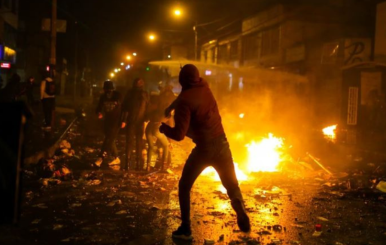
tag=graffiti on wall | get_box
[344,39,372,65]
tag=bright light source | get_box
[110,73,115,78]
[114,68,118,73]
[205,70,212,76]
[149,34,155,41]
[126,65,131,70]
[239,113,245,119]
[120,62,124,66]
[133,52,137,56]
[174,9,181,16]
[118,68,121,71]
[126,55,131,60]
[167,55,171,59]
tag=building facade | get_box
[0,0,19,86]
[200,0,377,130]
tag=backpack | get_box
[45,80,55,96]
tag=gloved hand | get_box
[159,122,167,133]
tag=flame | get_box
[246,133,283,172]
[202,162,247,182]
[322,125,337,141]
[202,133,285,182]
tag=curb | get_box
[23,117,78,165]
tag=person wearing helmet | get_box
[160,64,250,240]
[95,81,122,167]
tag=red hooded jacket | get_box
[161,64,225,144]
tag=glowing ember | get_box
[323,125,337,141]
[246,133,283,173]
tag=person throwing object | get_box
[159,64,250,240]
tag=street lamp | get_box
[126,55,131,60]
[174,8,182,17]
[110,73,115,78]
[133,52,137,56]
[120,62,124,66]
[148,34,156,41]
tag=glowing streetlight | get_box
[126,55,131,60]
[174,9,182,16]
[133,52,137,56]
[110,73,115,78]
[148,34,156,41]
[114,68,119,73]
[168,55,171,59]
[120,62,124,66]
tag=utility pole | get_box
[50,0,57,76]
[73,21,78,102]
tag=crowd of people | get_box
[95,78,176,172]
[0,65,251,240]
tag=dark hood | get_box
[179,64,206,90]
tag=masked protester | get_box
[121,78,149,171]
[145,85,175,171]
[40,77,56,131]
[160,64,250,240]
[94,81,122,167]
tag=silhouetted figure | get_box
[40,77,56,131]
[145,85,175,171]
[94,81,122,167]
[160,64,250,240]
[121,78,149,171]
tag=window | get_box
[261,26,280,56]
[243,33,259,60]
[218,44,228,63]
[230,40,238,60]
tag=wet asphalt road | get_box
[1,113,386,245]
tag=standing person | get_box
[25,77,35,105]
[121,78,149,171]
[145,86,175,171]
[40,77,56,131]
[160,64,250,240]
[94,81,122,167]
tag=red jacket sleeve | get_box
[162,100,191,141]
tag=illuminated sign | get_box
[0,63,11,69]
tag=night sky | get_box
[19,0,275,77]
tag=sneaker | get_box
[231,199,251,232]
[172,225,193,240]
[94,157,103,167]
[108,157,121,166]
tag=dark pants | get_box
[179,135,243,226]
[42,98,55,127]
[146,122,170,170]
[125,122,144,170]
[100,119,120,158]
